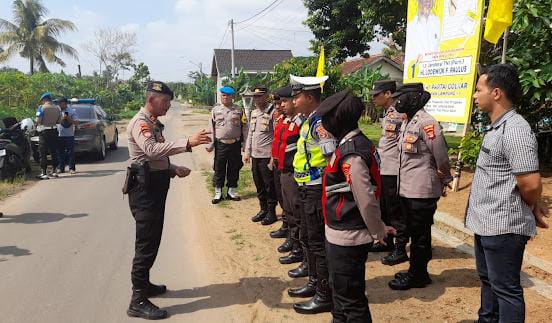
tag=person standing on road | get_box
[35,92,61,180]
[124,81,212,320]
[371,80,410,266]
[287,74,336,315]
[318,89,396,323]
[206,86,248,204]
[244,85,278,226]
[465,64,549,323]
[57,97,79,175]
[388,83,452,291]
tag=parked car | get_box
[31,98,118,161]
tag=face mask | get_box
[394,91,431,118]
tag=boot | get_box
[261,205,277,225]
[288,276,316,298]
[293,279,332,314]
[270,222,289,239]
[370,235,395,252]
[279,246,303,264]
[147,283,167,297]
[388,273,432,290]
[251,210,267,222]
[227,187,241,201]
[288,260,308,278]
[277,237,293,253]
[127,290,168,320]
[381,245,409,266]
[212,187,223,204]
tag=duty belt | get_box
[218,138,239,144]
[37,125,57,131]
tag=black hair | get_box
[302,88,322,102]
[481,64,522,104]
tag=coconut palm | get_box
[0,0,78,74]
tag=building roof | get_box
[341,55,404,75]
[211,49,293,77]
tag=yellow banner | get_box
[403,0,485,124]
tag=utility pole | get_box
[230,19,235,79]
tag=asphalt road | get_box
[0,103,232,323]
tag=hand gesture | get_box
[533,201,550,229]
[174,166,191,178]
[206,146,214,153]
[244,155,250,163]
[188,129,212,147]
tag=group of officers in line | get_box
[123,76,450,320]
[206,75,451,321]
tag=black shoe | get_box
[369,241,392,253]
[288,261,308,278]
[127,298,168,320]
[293,294,332,314]
[147,283,167,297]
[251,210,267,222]
[394,271,409,279]
[288,278,316,298]
[261,213,277,225]
[279,251,303,265]
[211,197,223,204]
[381,248,409,266]
[388,273,432,290]
[277,238,293,253]
[270,226,289,239]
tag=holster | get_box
[122,161,150,194]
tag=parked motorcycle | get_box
[0,117,33,180]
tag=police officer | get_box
[124,81,212,320]
[318,89,396,322]
[35,92,61,179]
[370,80,410,266]
[207,86,248,204]
[388,83,452,290]
[244,85,278,226]
[273,86,304,266]
[287,74,336,314]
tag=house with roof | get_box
[341,54,404,81]
[211,49,293,101]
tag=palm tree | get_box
[0,0,78,74]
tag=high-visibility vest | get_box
[293,115,327,183]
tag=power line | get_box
[247,25,312,33]
[234,0,282,25]
[218,24,230,48]
[245,29,286,50]
[237,0,285,31]
[248,28,309,46]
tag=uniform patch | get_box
[423,124,436,140]
[316,126,328,139]
[405,135,418,143]
[288,122,295,131]
[342,163,352,185]
[140,123,152,138]
[385,123,396,131]
[388,112,395,119]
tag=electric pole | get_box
[230,19,235,79]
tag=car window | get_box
[71,106,95,120]
[94,107,106,120]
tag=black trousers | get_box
[212,141,243,188]
[327,241,373,323]
[251,157,277,210]
[380,175,409,246]
[300,185,328,292]
[399,196,439,279]
[128,170,170,292]
[280,171,303,246]
[38,129,59,172]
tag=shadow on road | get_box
[56,169,124,179]
[0,212,88,224]
[161,277,289,315]
[77,146,129,165]
[0,245,31,257]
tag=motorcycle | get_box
[0,117,34,180]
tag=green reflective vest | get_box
[293,116,327,183]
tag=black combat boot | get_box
[381,244,409,266]
[279,245,303,264]
[288,276,316,298]
[293,279,332,314]
[261,205,277,225]
[277,237,293,253]
[127,290,168,320]
[147,283,167,297]
[251,210,267,222]
[270,222,289,238]
[288,259,308,278]
[388,272,432,290]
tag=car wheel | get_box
[96,136,106,160]
[109,130,118,150]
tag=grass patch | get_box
[192,109,211,114]
[202,167,256,208]
[0,176,28,200]
[117,109,140,120]
[359,120,462,150]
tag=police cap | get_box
[40,92,52,101]
[252,85,268,96]
[275,86,293,99]
[146,81,174,100]
[391,83,428,98]
[290,75,329,96]
[220,86,236,95]
[369,80,397,95]
[316,89,364,118]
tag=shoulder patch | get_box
[423,124,436,140]
[140,123,152,138]
[342,163,352,185]
[315,125,328,139]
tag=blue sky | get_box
[1,0,382,81]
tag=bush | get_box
[449,131,483,169]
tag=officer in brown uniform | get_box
[206,86,248,204]
[244,85,278,225]
[388,83,452,290]
[371,80,410,266]
[124,81,212,320]
[35,92,61,179]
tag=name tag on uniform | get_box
[329,153,337,168]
